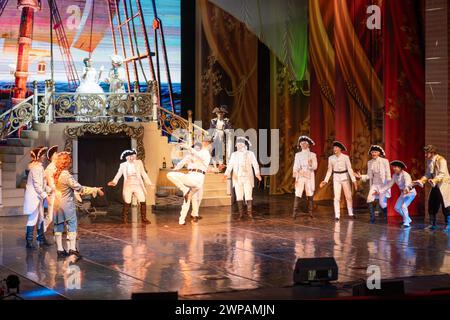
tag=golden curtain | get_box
[198,0,259,130]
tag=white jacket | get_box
[24,162,49,215]
[293,149,318,188]
[361,157,392,197]
[112,160,152,194]
[225,149,260,187]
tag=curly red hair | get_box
[54,152,72,183]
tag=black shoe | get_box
[57,250,69,259]
[69,250,82,259]
[335,218,340,222]
[191,216,199,223]
[26,241,35,249]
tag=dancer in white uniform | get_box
[292,136,318,219]
[108,149,153,224]
[376,161,416,228]
[320,141,358,221]
[355,145,391,223]
[225,137,262,219]
[44,145,58,232]
[24,146,50,249]
[167,140,211,225]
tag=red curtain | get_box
[383,0,425,218]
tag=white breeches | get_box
[394,193,416,226]
[333,179,353,218]
[295,177,314,197]
[44,194,55,231]
[167,171,205,195]
[26,204,45,227]
[123,185,146,204]
[179,189,204,224]
[366,184,389,209]
[234,179,254,201]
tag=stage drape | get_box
[209,0,309,81]
[198,0,259,130]
[383,0,425,217]
[197,0,425,215]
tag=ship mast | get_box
[13,0,41,103]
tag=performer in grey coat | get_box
[53,152,104,259]
[414,145,450,231]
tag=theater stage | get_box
[0,194,449,300]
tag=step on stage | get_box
[0,194,449,300]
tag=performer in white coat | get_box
[376,161,416,228]
[44,145,58,232]
[414,145,450,231]
[24,146,50,249]
[108,149,153,224]
[320,141,358,221]
[355,145,391,223]
[106,54,127,93]
[292,136,318,219]
[168,139,212,225]
[224,137,262,219]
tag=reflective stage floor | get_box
[1,194,450,300]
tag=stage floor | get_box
[0,194,449,300]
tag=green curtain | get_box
[209,0,308,81]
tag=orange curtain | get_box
[198,0,259,130]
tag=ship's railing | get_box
[0,80,208,143]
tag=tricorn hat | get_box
[368,145,385,157]
[298,135,315,146]
[390,160,407,169]
[120,149,137,161]
[30,146,48,162]
[47,145,58,161]
[333,141,347,152]
[236,136,252,147]
[424,145,438,154]
[212,105,228,114]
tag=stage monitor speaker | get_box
[131,291,178,300]
[352,280,405,297]
[293,257,338,284]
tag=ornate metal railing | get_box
[0,79,208,143]
[52,92,154,120]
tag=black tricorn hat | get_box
[368,145,385,157]
[120,149,137,161]
[424,145,438,154]
[332,141,347,152]
[30,146,48,161]
[47,145,58,161]
[212,105,228,114]
[390,160,407,169]
[298,135,315,146]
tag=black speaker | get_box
[352,280,405,297]
[131,291,178,300]
[293,257,338,284]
